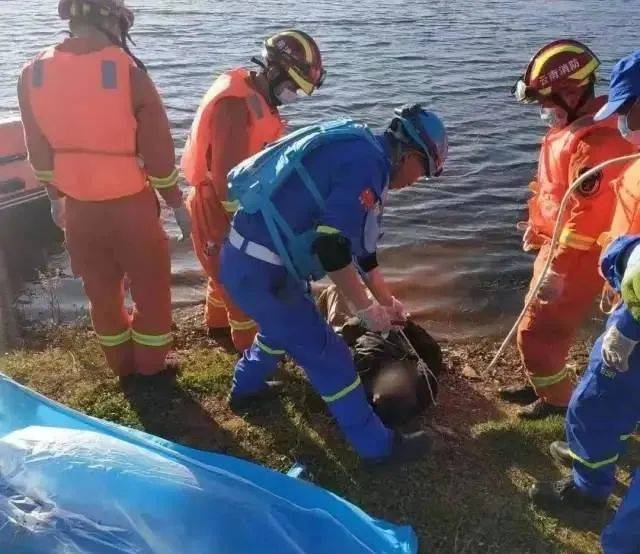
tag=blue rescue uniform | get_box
[219,134,394,459]
[565,235,640,553]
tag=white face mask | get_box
[618,114,640,146]
[539,106,565,128]
[274,82,300,105]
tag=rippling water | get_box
[1,0,638,338]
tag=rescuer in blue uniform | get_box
[219,104,448,462]
[530,235,640,552]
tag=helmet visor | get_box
[287,65,326,95]
[512,78,541,104]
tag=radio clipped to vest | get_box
[227,120,386,282]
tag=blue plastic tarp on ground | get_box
[0,374,418,553]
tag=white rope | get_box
[486,153,640,374]
[398,329,439,407]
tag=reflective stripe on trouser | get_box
[205,277,257,351]
[601,469,640,553]
[566,306,640,499]
[65,188,173,376]
[220,242,394,459]
[188,187,257,352]
[517,243,604,406]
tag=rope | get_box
[486,152,640,374]
[398,329,439,407]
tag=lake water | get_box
[1,0,637,339]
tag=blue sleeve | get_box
[601,235,640,292]
[319,150,386,258]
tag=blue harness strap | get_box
[228,120,387,281]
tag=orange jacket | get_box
[182,68,284,253]
[604,158,640,245]
[18,38,182,207]
[527,98,635,270]
[181,68,284,204]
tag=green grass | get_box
[1,315,636,553]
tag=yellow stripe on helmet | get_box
[571,58,600,82]
[530,44,585,81]
[279,30,314,63]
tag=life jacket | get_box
[26,45,148,201]
[181,68,285,198]
[527,112,621,241]
[228,120,388,281]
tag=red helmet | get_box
[263,30,326,95]
[58,0,134,31]
[512,39,600,104]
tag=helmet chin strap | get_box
[250,57,291,108]
[550,81,594,124]
[83,17,147,72]
[384,127,407,175]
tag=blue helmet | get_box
[391,104,448,177]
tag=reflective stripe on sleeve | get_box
[322,376,362,403]
[149,168,179,189]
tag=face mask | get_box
[618,114,640,146]
[273,82,300,105]
[539,106,564,128]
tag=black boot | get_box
[529,476,607,510]
[208,327,235,352]
[227,381,284,411]
[367,430,432,467]
[498,383,538,405]
[517,398,567,420]
[549,441,573,466]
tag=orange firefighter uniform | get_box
[181,68,285,351]
[517,98,636,406]
[18,37,183,377]
[600,159,640,249]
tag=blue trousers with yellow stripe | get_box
[566,307,640,500]
[601,468,640,553]
[219,243,394,459]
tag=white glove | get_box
[536,270,565,303]
[172,205,192,242]
[385,296,408,325]
[357,301,392,333]
[50,197,66,230]
[602,325,638,373]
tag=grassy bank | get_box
[1,306,636,553]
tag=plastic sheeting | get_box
[0,373,418,553]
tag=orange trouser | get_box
[187,185,256,351]
[517,243,604,406]
[65,188,173,377]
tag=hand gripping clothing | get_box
[517,101,636,406]
[19,39,180,376]
[219,128,394,458]
[565,235,640,552]
[182,68,285,350]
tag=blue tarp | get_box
[0,373,418,553]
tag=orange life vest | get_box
[181,68,285,191]
[27,45,147,201]
[527,112,621,241]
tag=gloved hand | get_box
[173,204,192,242]
[385,296,408,325]
[50,197,66,230]
[517,221,542,252]
[602,325,638,373]
[621,244,640,320]
[536,270,565,303]
[357,301,392,333]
